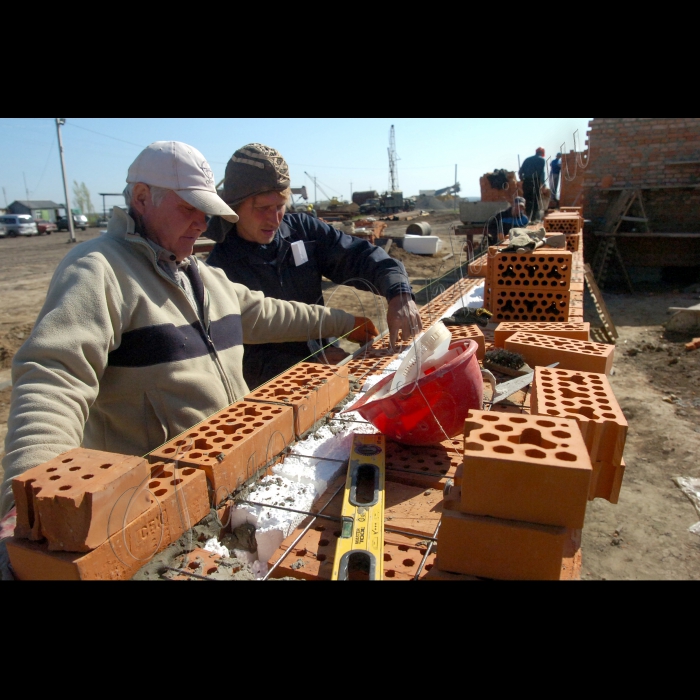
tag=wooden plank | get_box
[584,263,619,341]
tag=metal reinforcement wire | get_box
[262,479,347,581]
[412,520,441,580]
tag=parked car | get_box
[0,214,38,237]
[35,219,57,235]
[57,214,88,231]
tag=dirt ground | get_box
[1,213,700,580]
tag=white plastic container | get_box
[403,234,443,255]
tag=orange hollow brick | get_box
[6,464,210,580]
[148,400,294,505]
[491,251,573,291]
[591,458,626,504]
[436,506,570,580]
[491,290,570,323]
[12,448,151,552]
[461,410,592,529]
[505,331,615,375]
[531,366,628,468]
[494,321,590,347]
[247,362,350,438]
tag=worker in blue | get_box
[205,143,423,390]
[549,152,562,202]
[486,197,530,245]
[518,147,547,222]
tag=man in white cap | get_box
[0,141,368,547]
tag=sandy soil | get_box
[1,213,699,579]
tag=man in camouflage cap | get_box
[206,143,422,390]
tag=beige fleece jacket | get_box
[0,208,355,517]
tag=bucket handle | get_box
[480,369,497,409]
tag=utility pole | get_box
[314,176,317,206]
[350,182,352,202]
[454,164,458,213]
[55,118,76,243]
[2,187,8,207]
[23,172,30,203]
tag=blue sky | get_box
[0,118,593,212]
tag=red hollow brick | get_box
[436,507,570,580]
[494,321,590,347]
[531,366,627,469]
[461,410,592,528]
[246,363,349,437]
[505,331,615,375]
[148,400,294,505]
[6,464,210,580]
[12,448,151,552]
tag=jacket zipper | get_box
[134,238,237,404]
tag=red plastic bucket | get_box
[344,339,482,445]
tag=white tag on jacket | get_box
[291,240,309,266]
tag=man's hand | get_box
[387,294,422,348]
[347,317,379,345]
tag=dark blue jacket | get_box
[519,154,546,183]
[206,213,412,389]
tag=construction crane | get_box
[388,125,399,192]
[304,172,342,206]
[434,183,461,197]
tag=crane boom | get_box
[388,125,399,192]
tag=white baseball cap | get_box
[127,141,239,223]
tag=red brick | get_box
[148,400,294,505]
[494,321,590,347]
[531,366,627,469]
[435,506,570,580]
[6,464,210,580]
[12,448,151,552]
[461,410,592,528]
[505,331,615,375]
[247,363,349,437]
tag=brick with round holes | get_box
[148,400,294,505]
[247,362,349,437]
[494,321,590,347]
[531,366,628,469]
[6,464,209,579]
[505,331,615,375]
[12,448,152,552]
[461,409,592,528]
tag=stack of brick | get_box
[543,211,583,255]
[5,448,210,580]
[530,366,627,503]
[435,410,592,580]
[483,246,574,323]
[479,171,523,203]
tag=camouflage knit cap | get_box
[206,143,291,242]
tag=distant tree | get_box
[72,181,94,214]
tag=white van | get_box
[0,215,39,237]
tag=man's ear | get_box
[131,183,151,216]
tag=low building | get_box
[6,200,63,222]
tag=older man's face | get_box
[139,188,208,261]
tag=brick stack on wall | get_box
[584,118,700,236]
[480,171,523,203]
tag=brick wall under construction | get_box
[583,118,700,233]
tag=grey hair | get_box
[122,183,171,208]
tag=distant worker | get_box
[550,152,563,202]
[205,143,423,390]
[486,197,530,245]
[519,147,547,222]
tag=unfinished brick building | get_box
[575,118,700,269]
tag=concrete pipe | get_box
[406,221,431,236]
